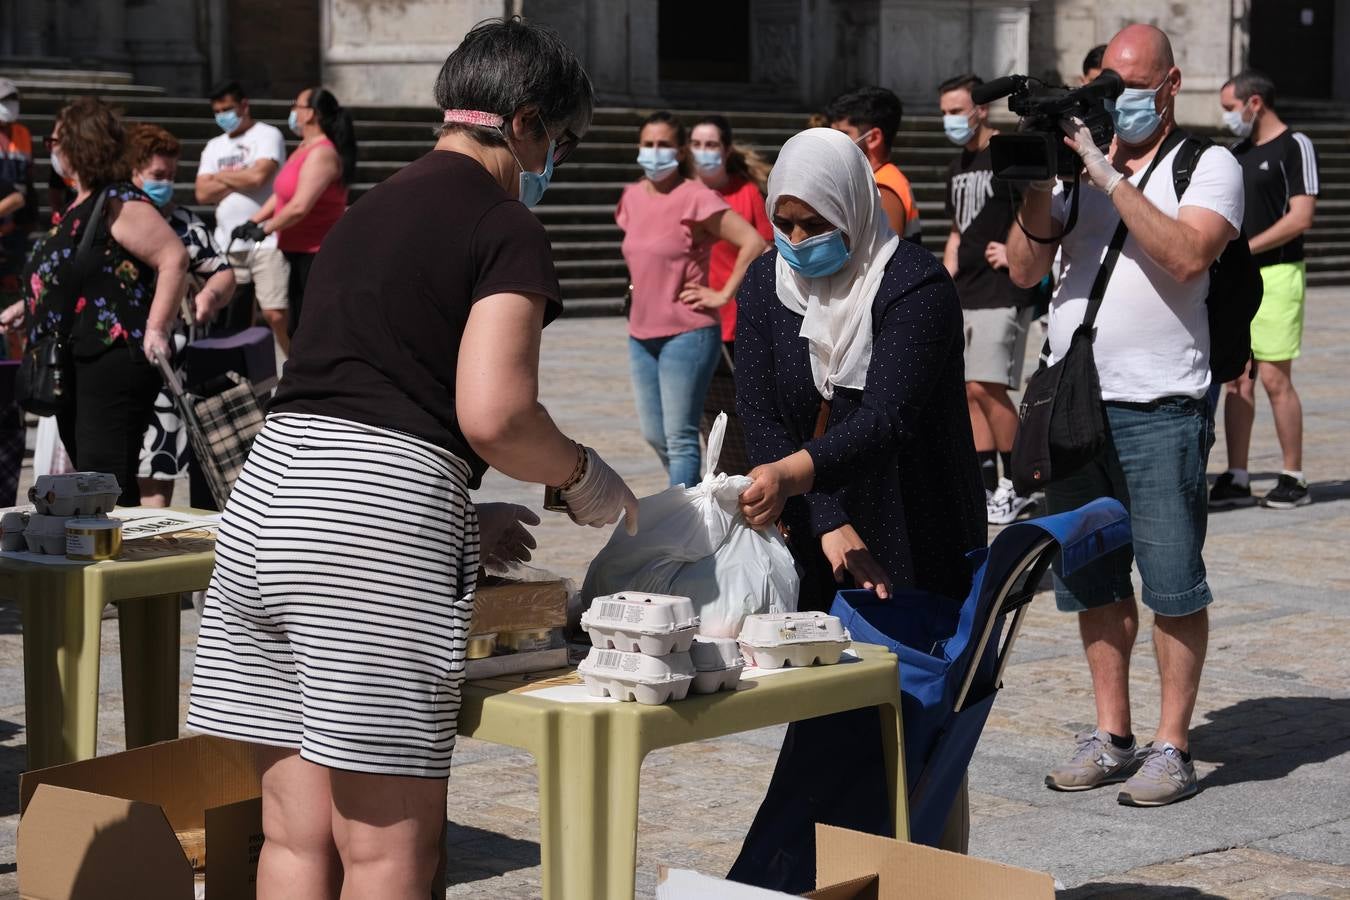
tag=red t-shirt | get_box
[707,177,772,343]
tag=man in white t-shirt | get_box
[195,80,291,353]
[1008,24,1244,808]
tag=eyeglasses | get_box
[43,135,60,149]
[552,128,581,166]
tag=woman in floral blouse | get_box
[3,98,187,505]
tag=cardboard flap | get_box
[20,736,260,829]
[203,797,264,900]
[18,784,193,900]
[806,875,879,900]
[656,867,799,899]
[814,825,1054,899]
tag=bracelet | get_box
[557,442,588,492]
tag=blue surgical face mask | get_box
[943,113,976,146]
[140,178,174,208]
[775,227,851,278]
[692,148,724,175]
[501,114,555,208]
[214,109,241,134]
[1106,78,1168,145]
[637,146,680,182]
[286,109,301,136]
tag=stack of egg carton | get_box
[578,592,745,705]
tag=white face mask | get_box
[50,147,67,180]
[0,100,18,124]
[1222,103,1254,138]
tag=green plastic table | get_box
[456,643,906,900]
[0,512,217,770]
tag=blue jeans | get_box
[1045,396,1215,617]
[629,326,723,488]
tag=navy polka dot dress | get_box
[734,242,987,608]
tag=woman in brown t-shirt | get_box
[187,21,638,898]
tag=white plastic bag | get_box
[581,413,799,637]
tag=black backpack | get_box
[1171,134,1264,383]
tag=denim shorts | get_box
[1044,396,1215,617]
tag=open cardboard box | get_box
[657,824,1054,899]
[17,736,262,900]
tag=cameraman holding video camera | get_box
[1007,23,1244,807]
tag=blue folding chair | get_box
[830,497,1131,846]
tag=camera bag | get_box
[1170,134,1264,383]
[1010,130,1183,495]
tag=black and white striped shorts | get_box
[187,413,480,778]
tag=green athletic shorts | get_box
[1250,261,1306,362]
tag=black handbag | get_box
[1010,130,1185,495]
[16,188,110,416]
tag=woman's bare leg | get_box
[256,746,342,900]
[330,769,446,900]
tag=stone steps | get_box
[11,82,1350,299]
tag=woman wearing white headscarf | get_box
[729,128,985,890]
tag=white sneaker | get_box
[987,477,1035,525]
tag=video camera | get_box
[972,70,1124,181]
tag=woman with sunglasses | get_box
[618,111,766,488]
[4,98,187,507]
[187,20,637,899]
[231,86,356,339]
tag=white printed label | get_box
[595,650,622,669]
[66,533,96,557]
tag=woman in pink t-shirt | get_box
[617,111,766,487]
[237,86,355,343]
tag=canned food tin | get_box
[466,633,498,660]
[65,518,123,561]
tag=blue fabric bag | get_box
[829,496,1131,846]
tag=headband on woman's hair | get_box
[443,109,505,127]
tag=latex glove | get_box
[1061,117,1123,195]
[476,502,540,567]
[142,327,171,366]
[561,447,639,535]
[230,221,266,243]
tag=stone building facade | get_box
[4,0,1350,123]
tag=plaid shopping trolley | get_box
[156,355,265,510]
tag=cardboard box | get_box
[657,824,1054,900]
[18,736,262,900]
[469,579,569,635]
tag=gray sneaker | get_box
[1117,742,1199,807]
[1045,729,1143,791]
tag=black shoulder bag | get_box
[1010,129,1187,496]
[16,188,110,416]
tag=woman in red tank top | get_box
[240,86,355,338]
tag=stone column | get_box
[751,0,810,105]
[65,0,129,67]
[320,0,507,107]
[125,0,209,94]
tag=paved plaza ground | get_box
[0,289,1348,897]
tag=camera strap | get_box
[1080,127,1189,335]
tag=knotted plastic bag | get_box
[580,413,799,637]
